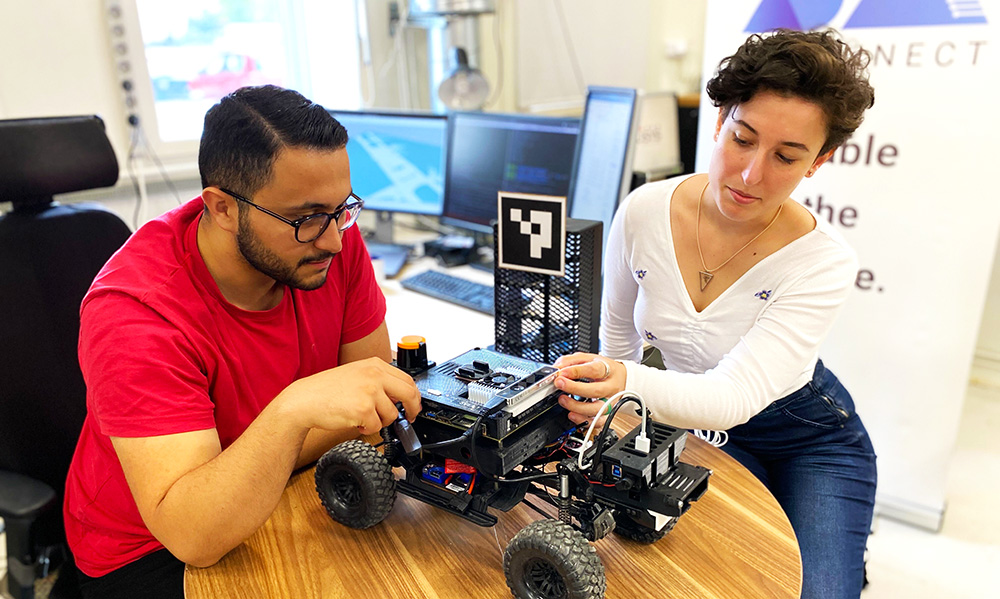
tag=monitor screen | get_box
[567,87,639,250]
[330,110,447,215]
[442,111,580,233]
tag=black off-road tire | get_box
[611,510,673,544]
[315,440,396,529]
[503,519,606,599]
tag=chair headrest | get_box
[0,115,119,207]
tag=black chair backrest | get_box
[0,116,119,206]
[0,116,132,543]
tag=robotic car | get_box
[315,342,711,599]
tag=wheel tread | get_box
[504,519,606,599]
[315,440,396,529]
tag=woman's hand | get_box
[553,352,625,426]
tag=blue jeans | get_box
[721,360,877,599]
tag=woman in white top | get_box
[554,29,877,599]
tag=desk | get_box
[185,256,802,598]
[185,434,802,598]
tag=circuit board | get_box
[413,348,563,440]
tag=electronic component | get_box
[413,348,563,440]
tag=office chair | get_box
[0,116,132,599]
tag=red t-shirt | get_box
[63,198,385,577]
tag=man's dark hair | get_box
[198,85,348,196]
[706,29,875,156]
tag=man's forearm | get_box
[120,354,419,569]
[295,427,360,470]
[145,401,309,567]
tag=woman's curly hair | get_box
[706,29,875,156]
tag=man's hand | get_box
[276,357,421,436]
[294,320,408,469]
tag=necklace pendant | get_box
[699,271,714,291]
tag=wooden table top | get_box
[185,434,802,599]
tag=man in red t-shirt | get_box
[62,85,421,599]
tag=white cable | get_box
[692,429,729,448]
[363,58,377,107]
[491,517,504,558]
[354,0,376,106]
[137,124,181,205]
[576,396,612,471]
[395,3,412,108]
[483,3,504,108]
[552,0,586,95]
[376,0,410,107]
[576,390,648,470]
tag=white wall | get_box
[645,1,707,95]
[501,0,707,112]
[2,0,998,365]
[0,2,128,159]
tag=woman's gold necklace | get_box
[695,181,783,292]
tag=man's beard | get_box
[236,208,332,291]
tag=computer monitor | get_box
[441,111,580,234]
[330,110,448,243]
[567,87,639,251]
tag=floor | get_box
[861,372,1000,598]
[3,371,999,598]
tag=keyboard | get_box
[400,270,495,315]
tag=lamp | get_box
[438,47,490,110]
[408,0,495,112]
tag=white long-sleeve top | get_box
[601,175,858,430]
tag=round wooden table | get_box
[185,435,801,598]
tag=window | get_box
[114,0,362,158]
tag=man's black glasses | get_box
[219,188,364,243]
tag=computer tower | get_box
[493,218,602,364]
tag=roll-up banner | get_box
[697,0,998,530]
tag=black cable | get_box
[468,411,498,479]
[501,470,558,484]
[418,432,472,452]
[126,125,142,229]
[420,410,487,452]
[465,417,565,484]
[592,396,646,470]
[126,117,184,229]
[138,125,182,205]
[526,482,559,507]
